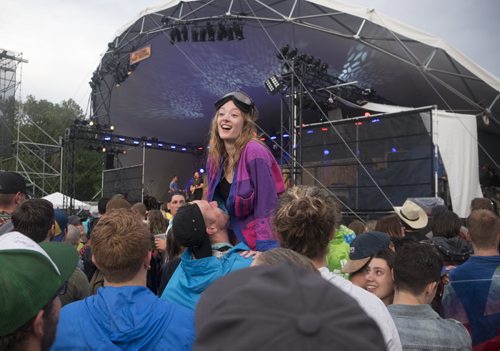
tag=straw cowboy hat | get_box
[393,200,428,229]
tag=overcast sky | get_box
[2,0,499,112]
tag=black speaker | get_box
[105,153,115,170]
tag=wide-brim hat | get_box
[394,200,428,229]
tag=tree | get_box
[0,96,103,201]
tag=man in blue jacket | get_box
[51,208,194,350]
[161,200,253,309]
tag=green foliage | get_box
[0,95,103,201]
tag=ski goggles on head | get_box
[214,91,255,114]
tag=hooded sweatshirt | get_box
[51,286,194,350]
[161,242,252,309]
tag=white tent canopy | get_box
[42,192,91,211]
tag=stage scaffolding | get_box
[0,49,63,197]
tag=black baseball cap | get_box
[0,172,27,195]
[173,203,212,259]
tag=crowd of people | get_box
[0,91,499,351]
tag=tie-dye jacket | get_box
[207,140,285,251]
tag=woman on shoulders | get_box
[206,91,285,251]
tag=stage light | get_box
[127,64,137,76]
[104,136,111,141]
[207,22,215,41]
[170,27,181,44]
[170,145,176,149]
[158,143,164,147]
[89,120,95,127]
[181,25,189,41]
[306,130,314,134]
[101,147,107,153]
[181,147,187,151]
[191,27,199,42]
[233,21,244,40]
[270,136,277,140]
[199,168,205,173]
[265,75,283,95]
[118,137,125,142]
[217,22,226,41]
[161,16,169,27]
[259,137,266,141]
[199,27,207,41]
[364,112,372,117]
[109,125,115,131]
[197,146,204,151]
[283,133,289,138]
[226,26,234,40]
[277,45,289,59]
[323,149,330,156]
[371,118,380,123]
[355,121,363,126]
[145,142,153,147]
[133,140,140,145]
[288,48,298,59]
[321,127,328,132]
[391,147,397,152]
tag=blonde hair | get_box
[208,106,258,173]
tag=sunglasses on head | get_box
[214,91,255,114]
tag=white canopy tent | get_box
[42,192,91,211]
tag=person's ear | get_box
[425,281,438,299]
[32,309,45,338]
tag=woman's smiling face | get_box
[217,100,244,143]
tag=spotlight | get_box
[265,75,283,95]
[278,45,289,59]
[207,22,215,41]
[233,21,244,40]
[191,27,199,42]
[127,64,137,76]
[288,48,298,59]
[170,27,181,44]
[181,25,189,41]
[101,147,107,153]
[89,120,95,127]
[199,27,207,41]
[109,125,115,131]
[226,26,234,40]
[161,16,169,27]
[217,22,226,41]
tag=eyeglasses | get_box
[214,91,255,113]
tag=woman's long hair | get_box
[208,107,258,173]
